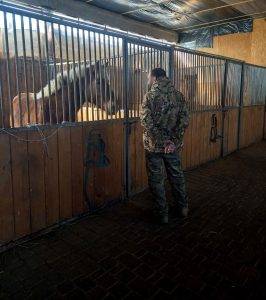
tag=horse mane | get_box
[36,64,89,100]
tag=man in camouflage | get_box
[140,68,189,224]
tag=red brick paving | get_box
[0,142,266,299]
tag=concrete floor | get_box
[0,142,266,300]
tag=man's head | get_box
[148,68,167,87]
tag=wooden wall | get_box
[1,105,265,246]
[198,19,266,67]
[239,105,265,148]
[0,120,124,246]
[223,108,239,155]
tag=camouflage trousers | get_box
[145,151,188,216]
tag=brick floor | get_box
[1,142,266,300]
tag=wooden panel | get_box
[27,131,46,232]
[250,19,266,67]
[227,109,237,154]
[223,108,239,155]
[10,132,30,238]
[240,106,264,148]
[0,133,14,243]
[44,128,60,226]
[82,120,124,209]
[71,125,85,216]
[182,111,222,169]
[58,126,72,219]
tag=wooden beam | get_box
[14,0,178,42]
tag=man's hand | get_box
[164,140,176,154]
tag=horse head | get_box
[89,61,116,115]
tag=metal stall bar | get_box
[3,11,13,127]
[103,34,108,117]
[64,26,72,122]
[237,63,245,150]
[12,13,22,127]
[221,60,229,157]
[29,17,38,124]
[123,39,129,199]
[71,27,78,121]
[21,15,30,124]
[98,33,104,120]
[58,24,66,122]
[51,23,59,123]
[112,36,118,119]
[87,30,94,121]
[36,19,45,124]
[44,21,52,124]
[82,29,88,121]
[77,28,84,122]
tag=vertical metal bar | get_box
[44,21,52,124]
[216,59,219,110]
[133,43,136,117]
[77,28,83,122]
[51,23,59,123]
[82,29,88,121]
[140,45,144,107]
[147,47,150,79]
[103,34,108,116]
[12,13,22,127]
[151,48,154,69]
[237,63,245,150]
[195,54,199,112]
[3,12,14,127]
[93,31,99,120]
[123,39,130,199]
[107,34,112,120]
[112,36,117,119]
[211,59,214,110]
[58,24,65,122]
[88,31,94,121]
[115,37,120,118]
[21,15,30,124]
[29,17,38,124]
[117,38,122,116]
[36,19,45,124]
[98,33,103,120]
[221,60,229,157]
[116,37,121,118]
[64,26,71,121]
[71,27,77,121]
[169,46,174,81]
[137,44,140,117]
[129,43,132,118]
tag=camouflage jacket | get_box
[140,78,189,153]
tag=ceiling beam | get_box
[11,0,178,42]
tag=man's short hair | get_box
[151,68,166,79]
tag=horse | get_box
[12,61,117,127]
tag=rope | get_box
[0,123,69,143]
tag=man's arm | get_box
[173,94,190,142]
[140,92,167,141]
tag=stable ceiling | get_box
[81,0,266,32]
